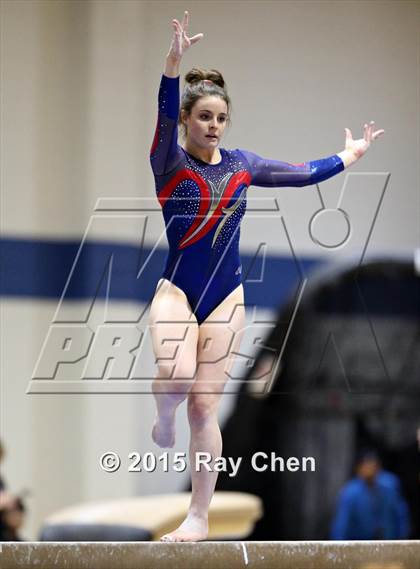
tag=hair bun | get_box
[184,68,225,89]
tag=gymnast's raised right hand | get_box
[167,10,203,62]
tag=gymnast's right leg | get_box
[148,279,199,448]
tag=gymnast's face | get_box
[182,96,228,149]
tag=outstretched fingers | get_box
[362,121,385,143]
[344,127,353,145]
[190,33,204,45]
[368,121,374,142]
[182,10,189,32]
[172,19,182,41]
[363,122,370,142]
[372,128,385,141]
[171,12,203,49]
[171,20,182,53]
[172,19,182,34]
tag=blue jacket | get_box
[330,470,410,540]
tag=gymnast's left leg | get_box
[161,285,245,542]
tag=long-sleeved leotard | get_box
[150,75,344,324]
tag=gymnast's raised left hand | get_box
[338,121,385,167]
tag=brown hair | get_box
[180,68,231,137]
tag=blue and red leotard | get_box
[150,74,344,324]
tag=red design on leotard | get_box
[158,169,251,250]
[179,170,251,249]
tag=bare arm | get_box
[164,56,181,78]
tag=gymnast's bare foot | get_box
[152,414,175,448]
[160,513,208,542]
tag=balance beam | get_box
[1,541,419,569]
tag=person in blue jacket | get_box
[331,450,410,540]
[149,10,385,542]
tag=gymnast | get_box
[148,10,385,542]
